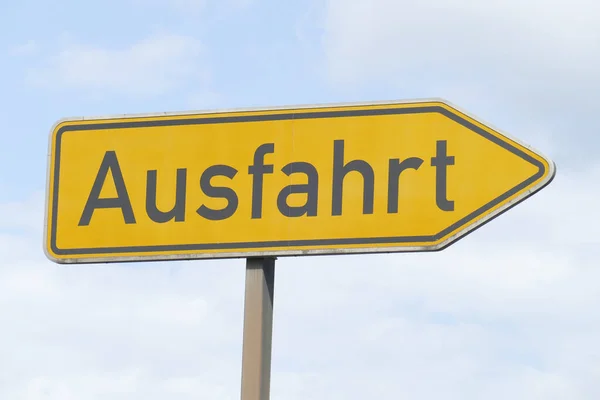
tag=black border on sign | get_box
[49,105,546,256]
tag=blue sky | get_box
[1,0,600,398]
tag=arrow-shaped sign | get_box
[44,99,555,263]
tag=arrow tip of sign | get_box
[432,158,556,254]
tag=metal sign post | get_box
[240,257,276,400]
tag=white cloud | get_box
[129,0,252,13]
[0,190,44,233]
[12,40,38,56]
[321,0,600,126]
[26,34,208,97]
[129,0,208,12]
[323,0,599,82]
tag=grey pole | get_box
[240,257,276,400]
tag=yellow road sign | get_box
[44,99,555,263]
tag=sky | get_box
[1,0,600,398]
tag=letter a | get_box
[79,151,136,226]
